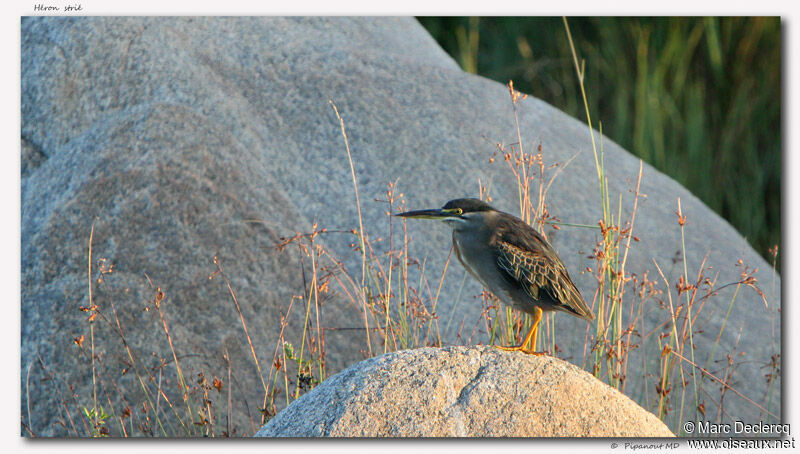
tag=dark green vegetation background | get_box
[418,17,781,265]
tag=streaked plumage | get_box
[492,213,594,321]
[397,198,594,354]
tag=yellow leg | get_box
[495,307,546,355]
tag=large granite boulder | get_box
[256,346,675,437]
[21,17,779,436]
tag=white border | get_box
[4,2,796,453]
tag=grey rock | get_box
[21,17,779,437]
[255,346,675,437]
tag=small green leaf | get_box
[283,342,295,359]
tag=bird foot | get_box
[493,345,548,356]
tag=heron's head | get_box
[395,198,496,230]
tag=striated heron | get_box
[396,198,594,355]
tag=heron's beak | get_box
[395,208,460,220]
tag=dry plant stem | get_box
[384,260,394,352]
[608,161,644,386]
[361,237,397,348]
[21,422,35,438]
[610,162,643,322]
[383,197,396,352]
[276,301,297,410]
[653,247,722,429]
[677,198,699,424]
[652,259,685,420]
[396,213,413,347]
[563,17,605,210]
[101,382,127,436]
[429,247,452,344]
[508,82,529,224]
[224,348,232,436]
[38,352,85,435]
[202,379,213,436]
[765,247,779,419]
[154,299,194,430]
[104,275,173,436]
[330,100,372,356]
[704,280,741,385]
[444,271,468,337]
[84,234,143,436]
[668,349,777,419]
[104,379,124,435]
[313,257,326,380]
[266,292,300,413]
[75,340,124,436]
[212,258,269,424]
[324,252,381,346]
[295,244,319,398]
[156,368,162,431]
[88,222,98,434]
[542,151,580,207]
[715,324,745,422]
[297,262,312,399]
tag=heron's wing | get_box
[495,218,594,320]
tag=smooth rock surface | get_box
[21,17,780,436]
[256,346,675,437]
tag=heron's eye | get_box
[443,207,464,216]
